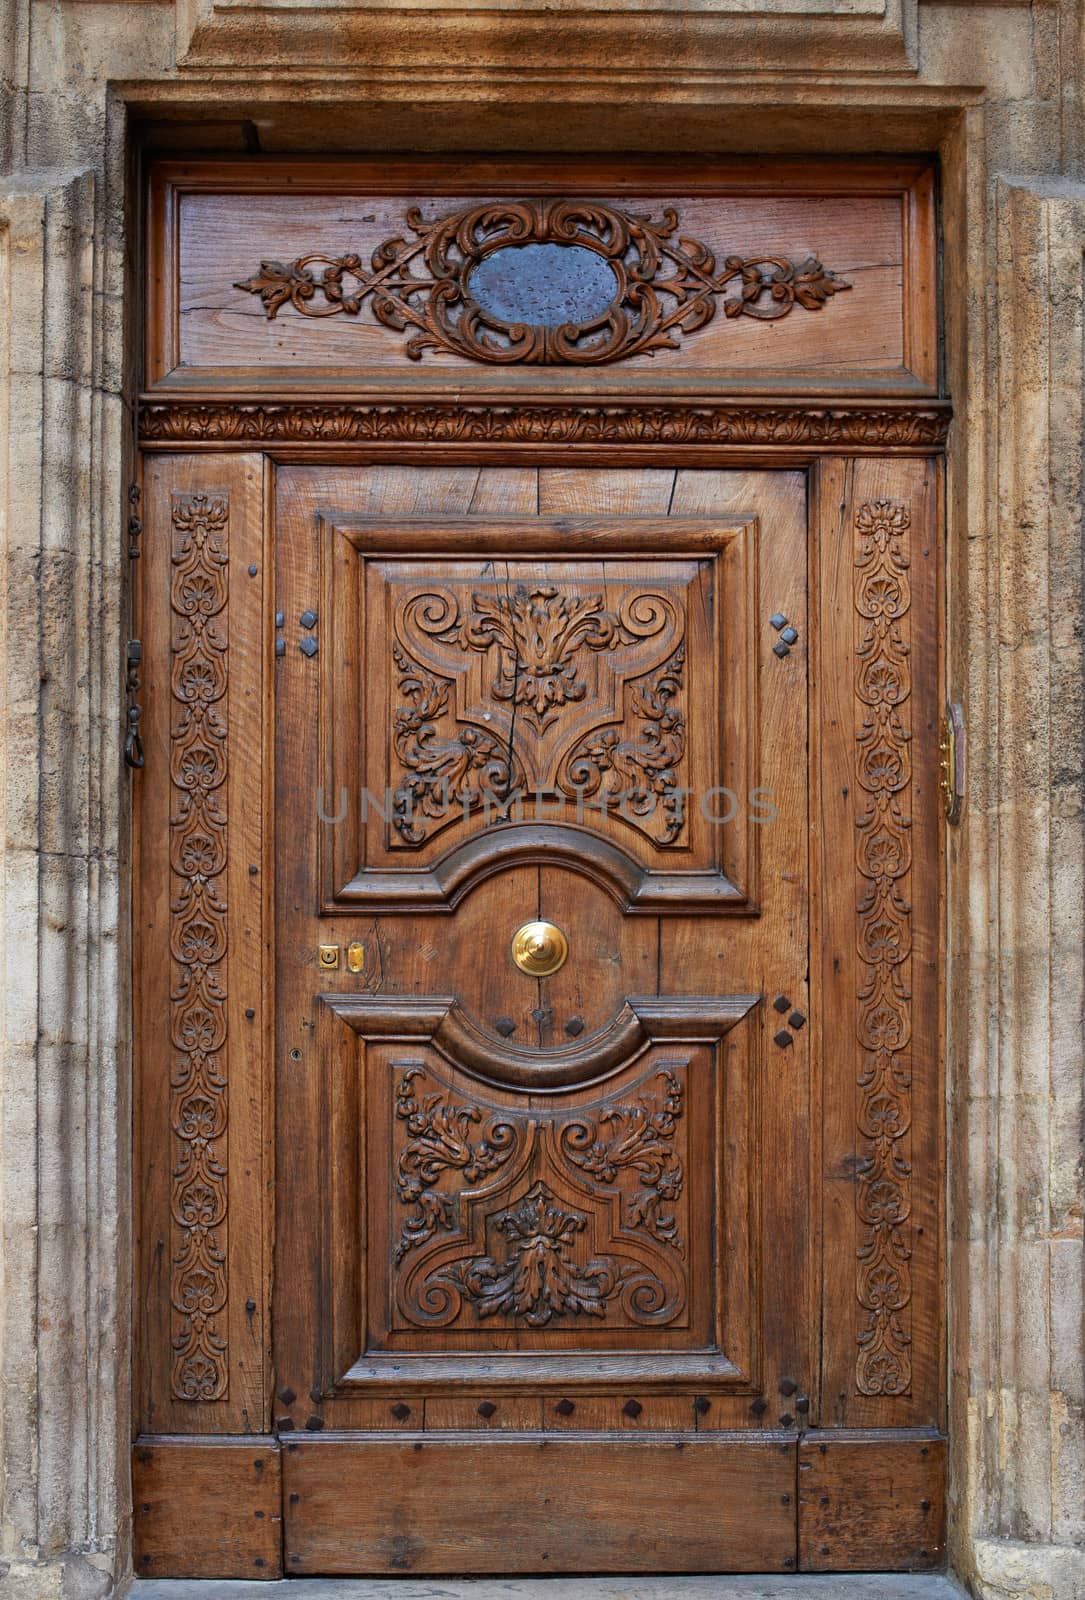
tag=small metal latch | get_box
[346,942,365,974]
[124,639,144,770]
[940,702,966,825]
[318,944,340,970]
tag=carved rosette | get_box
[168,491,230,1403]
[853,498,913,1397]
[235,199,850,365]
[393,1067,687,1330]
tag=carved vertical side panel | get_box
[852,498,913,1396]
[815,458,942,1430]
[137,455,270,1434]
[169,491,231,1402]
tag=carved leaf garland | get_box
[168,491,230,1403]
[853,498,914,1398]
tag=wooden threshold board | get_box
[281,1431,798,1575]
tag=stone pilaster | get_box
[0,170,128,1600]
[947,176,1085,1600]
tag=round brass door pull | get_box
[511,920,569,978]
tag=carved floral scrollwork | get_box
[234,199,851,366]
[563,648,687,844]
[394,1066,519,1262]
[853,498,914,1398]
[558,1069,685,1249]
[390,582,686,847]
[391,645,523,844]
[409,584,671,733]
[168,491,230,1403]
[438,1182,637,1327]
[392,1067,686,1330]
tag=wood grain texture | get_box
[813,458,943,1429]
[797,1431,945,1571]
[133,1437,282,1579]
[145,156,936,399]
[135,455,272,1435]
[282,1433,798,1574]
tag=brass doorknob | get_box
[511,920,569,978]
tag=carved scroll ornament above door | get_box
[235,199,851,365]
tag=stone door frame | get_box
[0,46,1082,1597]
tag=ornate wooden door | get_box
[271,465,808,1571]
[133,157,947,1580]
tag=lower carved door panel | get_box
[134,459,945,1577]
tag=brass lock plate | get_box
[318,943,340,969]
[511,920,569,978]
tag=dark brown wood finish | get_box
[134,158,946,1577]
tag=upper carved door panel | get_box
[145,157,937,403]
[320,516,755,912]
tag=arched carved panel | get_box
[318,515,757,913]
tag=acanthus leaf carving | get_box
[391,644,524,845]
[853,497,914,1398]
[234,200,851,367]
[391,1067,687,1331]
[139,400,952,450]
[558,1069,686,1249]
[438,1181,634,1327]
[563,647,687,844]
[394,1066,518,1262]
[169,490,230,1404]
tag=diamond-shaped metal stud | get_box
[299,637,318,658]
[390,1402,411,1421]
[555,1398,575,1417]
[477,1400,497,1419]
[789,1010,807,1030]
[693,1396,710,1416]
[300,610,318,629]
[623,1399,643,1419]
[781,626,799,646]
[770,612,788,631]
[564,1016,585,1037]
[773,994,791,1013]
[773,642,791,659]
[494,1016,516,1037]
[774,1029,793,1049]
[275,640,286,658]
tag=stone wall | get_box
[0,0,1082,1594]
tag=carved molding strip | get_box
[139,400,951,450]
[853,497,913,1398]
[234,200,850,365]
[169,490,230,1403]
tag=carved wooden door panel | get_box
[133,158,947,1582]
[271,465,810,1571]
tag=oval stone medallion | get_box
[468,243,619,328]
